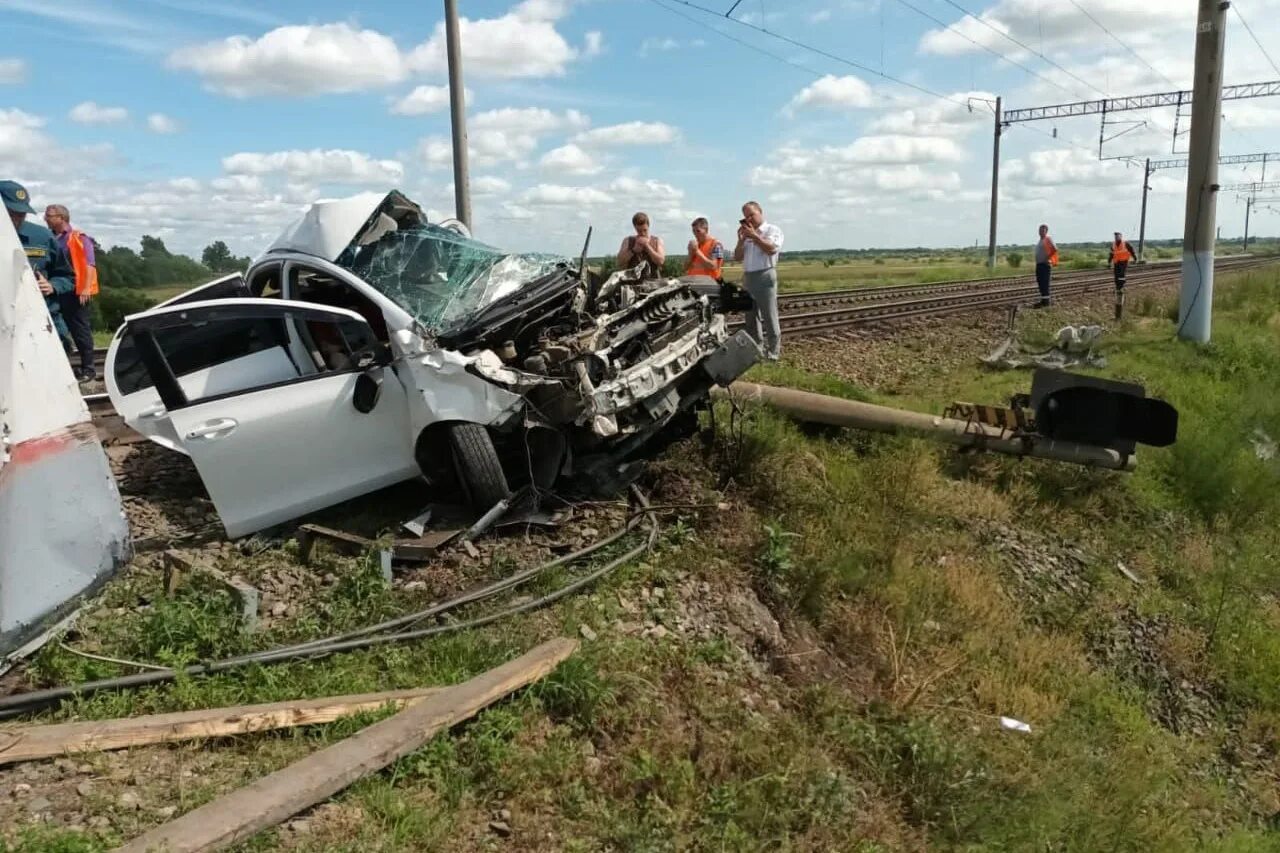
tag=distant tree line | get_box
[89,236,251,332]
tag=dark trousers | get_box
[59,294,94,374]
[1113,261,1128,291]
[1035,262,1052,300]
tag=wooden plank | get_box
[116,637,578,853]
[0,687,446,766]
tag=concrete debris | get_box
[0,217,131,659]
[999,716,1033,734]
[1250,427,1276,461]
[983,324,1107,370]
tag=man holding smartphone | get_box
[734,201,784,361]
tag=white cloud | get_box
[170,23,407,96]
[639,37,679,56]
[69,101,129,125]
[919,0,1197,60]
[472,107,588,135]
[414,107,593,168]
[868,92,993,137]
[786,75,874,113]
[540,143,604,175]
[808,9,833,23]
[0,58,26,84]
[573,121,680,147]
[522,184,613,205]
[609,177,683,201]
[0,109,50,167]
[584,31,604,57]
[210,174,264,193]
[470,176,513,196]
[390,84,454,116]
[222,149,404,184]
[416,137,455,170]
[407,0,579,80]
[147,113,180,134]
[828,135,966,165]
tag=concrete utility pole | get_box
[1243,194,1252,250]
[1178,0,1229,343]
[987,96,1002,272]
[444,0,472,231]
[1138,158,1151,262]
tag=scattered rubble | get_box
[1088,606,1221,736]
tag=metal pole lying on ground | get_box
[716,383,1136,471]
[1178,0,1229,343]
[987,96,1002,272]
[444,0,472,231]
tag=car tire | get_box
[449,423,511,511]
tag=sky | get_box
[3,0,1280,260]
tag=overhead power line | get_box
[1065,0,1178,88]
[656,0,968,106]
[891,0,1085,100]
[650,0,824,81]
[1232,2,1280,77]
[937,0,1108,99]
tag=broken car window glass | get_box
[336,223,566,332]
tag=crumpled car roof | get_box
[264,191,389,262]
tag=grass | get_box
[9,265,1280,850]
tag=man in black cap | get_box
[3,179,74,351]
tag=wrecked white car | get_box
[105,191,759,537]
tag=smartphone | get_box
[739,218,749,226]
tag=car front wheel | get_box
[448,423,511,512]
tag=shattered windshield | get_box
[336,222,567,331]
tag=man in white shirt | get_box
[733,201,784,361]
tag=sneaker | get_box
[77,370,96,384]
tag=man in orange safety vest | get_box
[1033,223,1059,308]
[1108,231,1136,320]
[685,217,724,282]
[44,204,99,383]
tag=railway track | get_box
[84,255,1275,437]
[772,255,1269,335]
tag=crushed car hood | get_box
[268,191,571,334]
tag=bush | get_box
[1006,252,1023,268]
[89,287,158,334]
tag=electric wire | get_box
[1067,0,1263,149]
[0,489,669,719]
[1231,2,1280,78]
[891,0,1086,100]
[942,0,1111,98]
[652,0,969,107]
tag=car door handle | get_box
[138,405,167,419]
[185,418,238,440]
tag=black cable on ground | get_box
[0,489,668,720]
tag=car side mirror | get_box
[353,366,384,414]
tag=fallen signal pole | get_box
[716,369,1178,472]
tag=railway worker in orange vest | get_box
[1033,223,1059,308]
[44,204,99,383]
[685,217,724,282]
[1108,231,1135,291]
[1108,231,1136,320]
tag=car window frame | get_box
[123,298,379,413]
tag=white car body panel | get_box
[169,368,417,538]
[265,192,387,262]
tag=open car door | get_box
[123,298,419,537]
